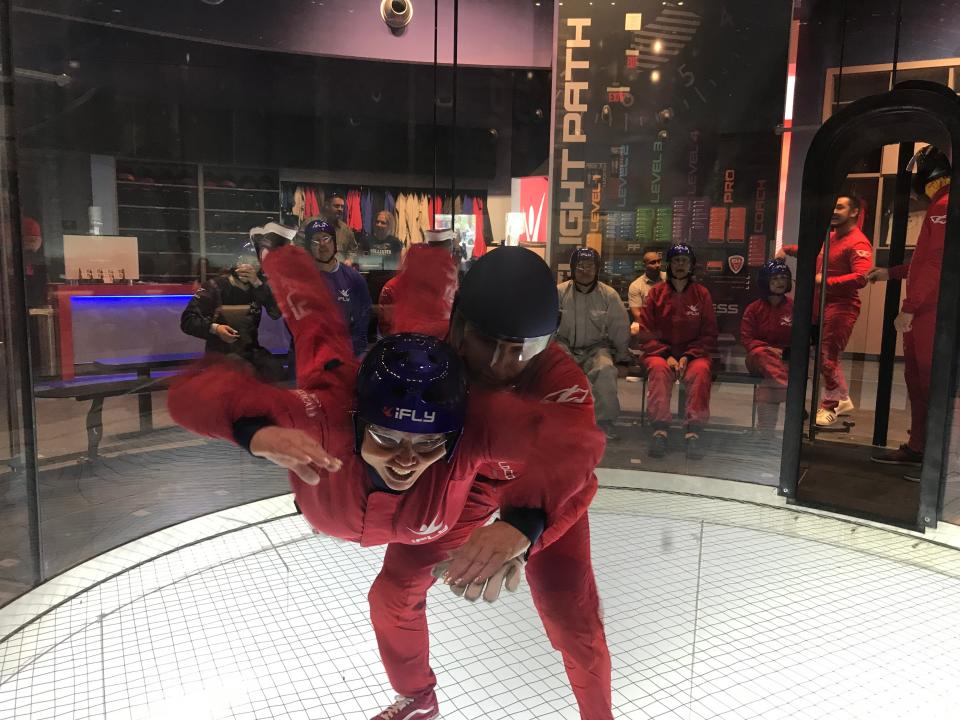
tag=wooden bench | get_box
[35,375,175,460]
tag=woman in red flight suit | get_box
[741,260,794,434]
[168,242,606,720]
[778,194,873,427]
[638,243,718,460]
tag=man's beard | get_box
[373,229,387,242]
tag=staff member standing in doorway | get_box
[778,194,873,427]
[868,147,950,476]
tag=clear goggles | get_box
[463,321,552,366]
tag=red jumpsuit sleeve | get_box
[469,364,605,554]
[902,207,944,314]
[682,286,718,360]
[639,287,670,357]
[167,357,312,443]
[261,245,358,404]
[888,263,910,281]
[377,280,396,336]
[826,237,872,290]
[385,244,458,338]
[740,302,763,353]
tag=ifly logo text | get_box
[383,407,437,423]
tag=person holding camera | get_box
[180,223,290,382]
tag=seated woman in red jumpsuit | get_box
[741,260,794,434]
[637,243,718,459]
[168,241,607,720]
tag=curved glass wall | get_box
[3,0,960,605]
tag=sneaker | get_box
[370,691,439,720]
[816,397,855,427]
[649,433,668,458]
[835,397,855,415]
[685,434,703,460]
[904,471,921,483]
[871,444,923,466]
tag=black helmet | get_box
[569,246,601,290]
[908,146,951,199]
[759,259,792,296]
[456,246,559,342]
[665,243,696,281]
[569,246,601,272]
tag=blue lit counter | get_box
[53,284,289,380]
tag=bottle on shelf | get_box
[86,269,94,281]
[97,268,104,282]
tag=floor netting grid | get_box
[2,490,960,720]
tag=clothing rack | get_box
[280,181,491,257]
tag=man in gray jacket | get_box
[557,247,631,439]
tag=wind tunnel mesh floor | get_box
[2,490,960,720]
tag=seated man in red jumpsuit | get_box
[169,241,611,720]
[868,146,950,476]
[637,243,718,459]
[741,260,794,435]
[778,194,873,427]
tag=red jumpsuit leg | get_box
[904,308,936,453]
[746,347,788,404]
[681,357,712,429]
[368,503,493,698]
[525,513,613,720]
[819,302,860,407]
[644,355,674,428]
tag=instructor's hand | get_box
[677,356,689,380]
[441,521,530,587]
[433,557,525,603]
[249,426,342,485]
[867,267,889,283]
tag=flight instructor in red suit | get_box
[778,194,873,427]
[740,260,794,434]
[869,146,951,477]
[637,243,718,460]
[171,241,614,720]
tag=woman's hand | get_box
[249,427,341,485]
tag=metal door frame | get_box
[779,81,960,530]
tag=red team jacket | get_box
[740,297,794,352]
[638,281,718,360]
[782,225,873,307]
[168,245,605,554]
[888,185,949,315]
